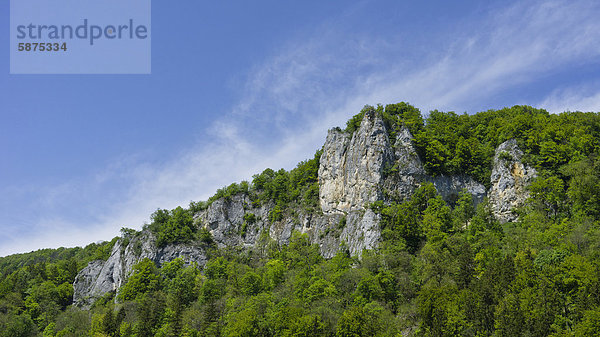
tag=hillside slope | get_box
[2,103,600,337]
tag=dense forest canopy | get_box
[1,103,600,336]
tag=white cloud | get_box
[539,85,600,113]
[3,0,600,256]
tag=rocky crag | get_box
[73,232,207,308]
[73,109,536,307]
[489,139,537,223]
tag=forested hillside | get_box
[2,104,600,337]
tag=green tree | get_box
[336,306,368,337]
[156,207,195,247]
[453,190,475,229]
[118,258,160,301]
[262,260,285,290]
[529,176,566,220]
[574,308,600,337]
[0,313,37,337]
[241,272,262,297]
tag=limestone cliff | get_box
[197,193,377,259]
[320,111,486,209]
[73,110,535,307]
[318,109,394,214]
[489,139,537,223]
[73,232,207,308]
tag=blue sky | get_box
[2,0,600,256]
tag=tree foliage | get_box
[2,104,600,336]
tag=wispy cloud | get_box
[539,84,600,113]
[3,0,600,256]
[359,0,600,113]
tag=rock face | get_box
[380,127,427,202]
[319,111,487,209]
[197,193,377,258]
[73,111,537,306]
[73,232,207,308]
[341,209,381,253]
[489,139,537,223]
[430,175,487,206]
[319,110,394,214]
[197,194,271,248]
[393,127,426,176]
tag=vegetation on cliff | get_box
[1,103,600,336]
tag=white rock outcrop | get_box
[319,109,394,214]
[489,139,537,223]
[73,233,206,308]
[74,112,537,307]
[318,110,487,211]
